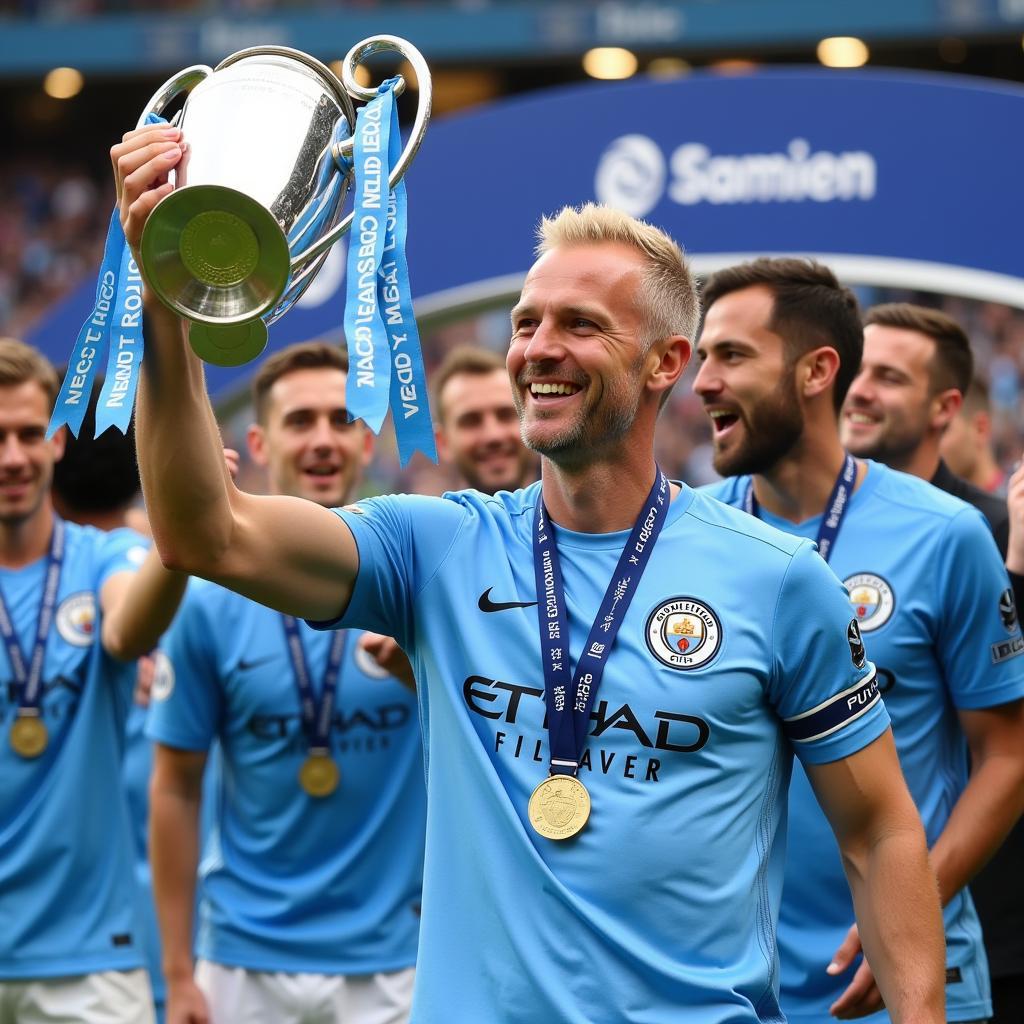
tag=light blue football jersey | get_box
[315,482,889,1024]
[706,461,1024,1023]
[146,582,425,974]
[123,700,165,1015]
[0,522,148,978]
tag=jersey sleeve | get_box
[307,493,467,650]
[145,588,223,752]
[934,507,1024,709]
[95,527,149,588]
[768,541,890,765]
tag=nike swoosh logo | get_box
[478,588,538,613]
[238,655,276,672]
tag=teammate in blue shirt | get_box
[146,342,424,1024]
[0,338,187,1023]
[695,257,1024,1024]
[118,121,946,1024]
[52,384,168,1024]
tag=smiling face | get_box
[248,366,371,507]
[0,381,64,529]
[840,324,935,467]
[436,368,535,493]
[507,242,652,463]
[694,285,804,477]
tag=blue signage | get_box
[29,67,1024,398]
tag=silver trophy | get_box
[137,35,431,366]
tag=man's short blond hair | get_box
[0,337,60,406]
[535,203,700,348]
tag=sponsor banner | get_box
[31,68,1024,398]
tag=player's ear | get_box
[647,335,691,401]
[932,388,962,432]
[799,346,840,401]
[247,423,268,467]
[434,423,450,463]
[49,425,67,463]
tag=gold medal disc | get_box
[10,716,48,759]
[299,754,339,798]
[528,774,591,840]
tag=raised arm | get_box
[114,124,357,622]
[805,730,945,1024]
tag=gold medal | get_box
[10,716,48,759]
[299,753,339,798]
[528,774,591,840]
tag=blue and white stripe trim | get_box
[783,669,880,744]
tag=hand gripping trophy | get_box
[50,35,437,464]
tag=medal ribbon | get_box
[280,616,347,753]
[343,78,437,467]
[0,519,65,717]
[532,470,669,775]
[743,453,856,564]
[48,113,167,440]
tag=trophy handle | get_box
[136,65,214,128]
[289,34,432,271]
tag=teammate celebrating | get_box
[433,346,536,493]
[52,385,166,1024]
[695,259,1024,1024]
[118,122,944,1023]
[146,343,424,1024]
[0,338,186,1023]
[840,301,1024,1023]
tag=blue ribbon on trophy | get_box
[47,112,166,440]
[343,78,437,466]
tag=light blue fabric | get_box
[146,583,424,974]
[707,461,1024,1023]
[123,701,165,1013]
[315,482,889,1023]
[0,523,148,977]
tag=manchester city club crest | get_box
[55,592,96,647]
[645,597,722,670]
[843,573,895,632]
[151,651,175,702]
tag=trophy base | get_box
[141,184,290,328]
[189,320,269,367]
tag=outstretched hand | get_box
[1005,459,1024,575]
[358,633,416,691]
[827,922,883,1019]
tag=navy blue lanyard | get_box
[532,470,669,775]
[743,454,856,564]
[0,518,65,713]
[280,616,347,752]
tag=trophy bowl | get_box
[137,36,430,366]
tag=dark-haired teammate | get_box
[146,343,424,1024]
[117,120,945,1023]
[0,338,186,1023]
[696,259,1024,1023]
[840,303,1024,1022]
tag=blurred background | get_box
[2,0,1024,495]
